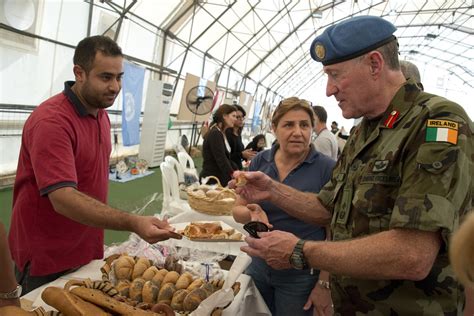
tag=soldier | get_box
[231,16,473,315]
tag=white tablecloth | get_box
[22,259,270,316]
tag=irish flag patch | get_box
[425,119,458,145]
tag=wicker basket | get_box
[187,176,236,216]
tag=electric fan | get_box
[185,85,214,115]
[184,85,214,152]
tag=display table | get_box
[21,259,270,316]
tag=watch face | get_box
[290,252,304,270]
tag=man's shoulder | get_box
[415,92,469,121]
[26,92,69,125]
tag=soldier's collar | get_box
[380,78,422,129]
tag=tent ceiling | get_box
[98,0,473,96]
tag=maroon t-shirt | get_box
[9,81,111,276]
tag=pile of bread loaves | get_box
[104,253,240,314]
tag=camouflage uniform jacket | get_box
[318,79,473,315]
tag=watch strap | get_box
[0,285,22,299]
[290,239,308,270]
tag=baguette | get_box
[42,286,111,316]
[70,287,157,315]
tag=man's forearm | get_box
[49,187,138,232]
[268,181,331,226]
[0,223,18,293]
[304,228,441,280]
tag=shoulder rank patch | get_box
[425,119,458,145]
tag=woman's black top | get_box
[225,128,245,170]
[200,127,238,186]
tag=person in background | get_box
[450,211,474,316]
[400,60,424,90]
[200,104,238,186]
[225,104,256,170]
[245,134,267,153]
[330,121,339,134]
[0,221,20,307]
[311,105,338,160]
[8,36,180,296]
[232,15,472,315]
[233,97,336,316]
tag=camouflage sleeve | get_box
[317,179,336,212]
[390,100,474,249]
[317,159,346,214]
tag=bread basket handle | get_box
[205,175,223,188]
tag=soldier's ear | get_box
[367,51,383,77]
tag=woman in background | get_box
[200,104,238,186]
[226,104,256,170]
[232,97,336,316]
[245,134,267,153]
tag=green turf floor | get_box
[0,156,202,245]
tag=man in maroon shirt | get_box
[7,36,180,295]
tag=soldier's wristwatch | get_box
[0,284,22,299]
[289,239,308,270]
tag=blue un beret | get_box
[310,16,397,66]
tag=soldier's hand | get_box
[229,171,274,203]
[241,230,298,269]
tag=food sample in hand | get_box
[235,173,248,187]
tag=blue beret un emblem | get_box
[314,43,325,60]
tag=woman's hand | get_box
[247,204,273,229]
[242,149,256,160]
[304,280,333,316]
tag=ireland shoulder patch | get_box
[425,119,458,145]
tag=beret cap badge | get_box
[314,43,325,60]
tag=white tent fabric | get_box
[0,0,472,174]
